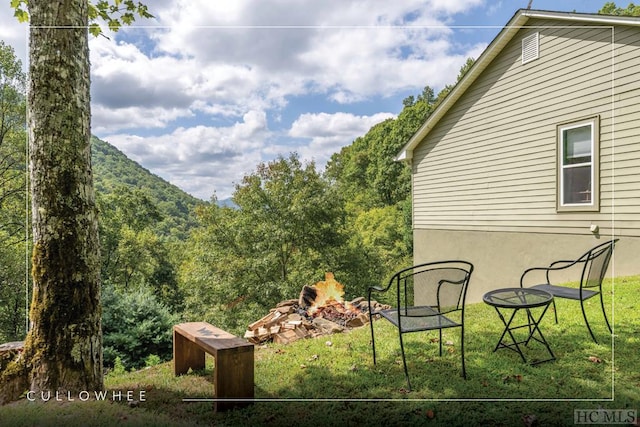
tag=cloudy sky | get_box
[1,0,610,200]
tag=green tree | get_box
[326,119,397,211]
[101,284,175,370]
[97,186,183,311]
[91,136,202,240]
[354,205,410,271]
[0,41,26,172]
[97,186,161,282]
[0,40,27,242]
[2,0,152,404]
[434,57,475,106]
[181,154,360,333]
[22,0,103,397]
[232,153,346,284]
[0,240,27,342]
[599,2,640,15]
[0,41,28,343]
[326,85,436,211]
[325,59,479,286]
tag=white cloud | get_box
[2,0,494,201]
[289,111,395,165]
[428,0,486,15]
[1,0,617,207]
[297,27,469,103]
[91,105,193,134]
[0,10,27,69]
[486,1,504,16]
[144,0,485,101]
[289,112,393,139]
[101,109,395,200]
[88,30,308,133]
[88,0,488,138]
[102,110,269,200]
[85,0,491,200]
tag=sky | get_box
[1,0,613,200]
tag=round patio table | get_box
[483,287,556,365]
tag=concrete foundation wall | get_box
[413,229,638,304]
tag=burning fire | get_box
[306,272,361,318]
[245,272,382,345]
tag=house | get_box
[397,9,640,302]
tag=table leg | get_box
[492,304,555,364]
[493,307,528,363]
[523,305,555,364]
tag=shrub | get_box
[102,284,177,370]
[144,354,162,367]
[108,356,127,376]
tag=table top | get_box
[483,287,553,309]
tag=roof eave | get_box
[395,10,530,162]
[395,9,640,162]
[522,9,640,26]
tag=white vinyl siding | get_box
[608,26,640,237]
[412,20,640,237]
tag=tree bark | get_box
[23,0,102,394]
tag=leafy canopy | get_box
[599,2,640,16]
[0,40,28,342]
[11,0,154,36]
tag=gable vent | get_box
[522,32,539,64]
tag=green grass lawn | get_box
[1,276,639,426]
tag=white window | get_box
[557,117,599,212]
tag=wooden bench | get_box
[173,322,254,411]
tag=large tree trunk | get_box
[24,0,102,393]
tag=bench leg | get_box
[214,347,254,412]
[173,330,205,375]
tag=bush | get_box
[108,356,127,377]
[102,284,177,370]
[144,354,162,367]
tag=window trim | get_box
[556,116,600,212]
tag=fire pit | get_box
[244,273,389,345]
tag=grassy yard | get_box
[1,276,639,426]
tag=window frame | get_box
[556,116,600,212]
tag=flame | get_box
[307,272,359,316]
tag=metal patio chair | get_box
[368,260,474,391]
[520,239,618,343]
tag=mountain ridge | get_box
[91,136,205,239]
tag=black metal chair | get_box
[368,260,474,391]
[520,239,618,343]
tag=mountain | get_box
[216,197,237,208]
[91,136,206,240]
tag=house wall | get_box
[414,229,637,303]
[411,19,640,301]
